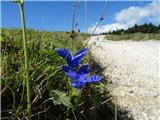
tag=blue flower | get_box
[55,48,87,68]
[61,65,101,89]
[77,64,91,77]
[55,47,101,89]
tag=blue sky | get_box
[1,1,159,33]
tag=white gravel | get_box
[87,35,160,120]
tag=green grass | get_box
[1,28,85,119]
[105,33,160,41]
[1,28,133,120]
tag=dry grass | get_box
[105,33,160,41]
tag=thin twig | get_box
[0,80,12,95]
[81,97,113,114]
[31,107,50,118]
[72,110,77,120]
[9,112,21,120]
[83,1,108,48]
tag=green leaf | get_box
[49,90,72,108]
[0,36,5,43]
[60,94,72,108]
[50,92,61,105]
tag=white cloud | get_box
[89,0,160,34]
[88,23,128,33]
[115,0,160,25]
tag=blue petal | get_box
[61,66,80,81]
[55,48,72,62]
[71,49,87,68]
[61,65,88,83]
[71,81,86,89]
[55,48,87,68]
[75,48,87,56]
[77,64,90,75]
[86,75,102,83]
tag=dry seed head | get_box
[12,0,24,4]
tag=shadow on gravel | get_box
[87,53,134,120]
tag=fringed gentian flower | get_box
[55,48,101,89]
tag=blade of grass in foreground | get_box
[18,1,31,119]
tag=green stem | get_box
[18,2,31,118]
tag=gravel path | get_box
[87,35,160,120]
